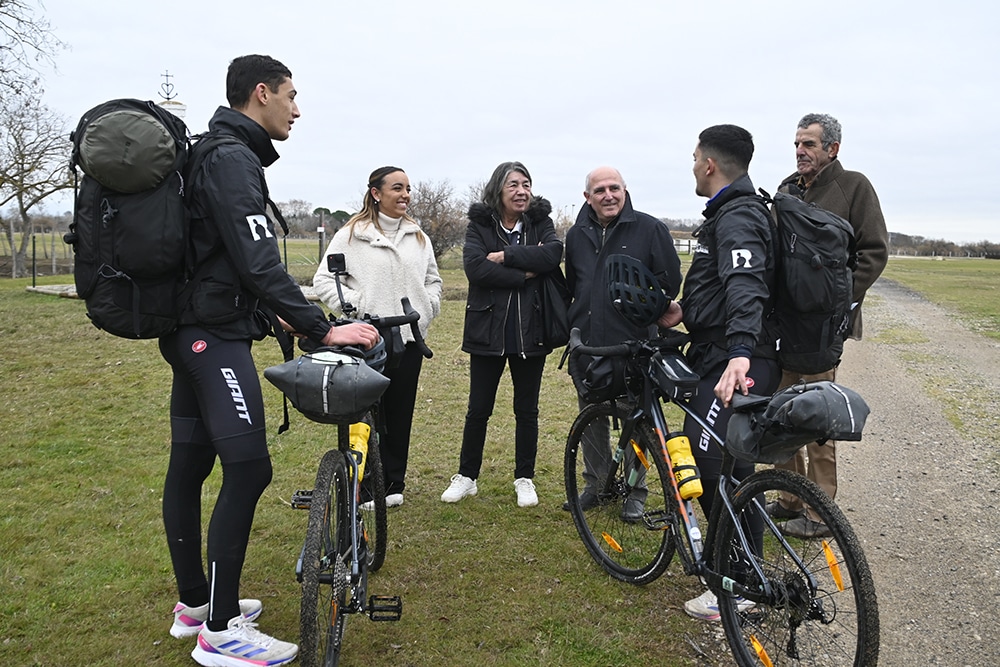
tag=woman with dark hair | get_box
[313,166,442,507]
[440,161,563,507]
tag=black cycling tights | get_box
[159,326,273,631]
[683,356,779,566]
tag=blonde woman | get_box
[313,166,442,507]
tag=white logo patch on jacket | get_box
[731,248,753,269]
[246,214,274,241]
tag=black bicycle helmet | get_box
[363,335,387,374]
[299,330,387,374]
[605,254,670,327]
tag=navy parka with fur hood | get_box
[461,196,563,357]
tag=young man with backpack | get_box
[767,113,888,539]
[158,55,377,665]
[662,125,781,621]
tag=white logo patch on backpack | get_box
[246,215,274,241]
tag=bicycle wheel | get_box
[714,468,879,666]
[300,449,351,667]
[564,400,676,584]
[359,415,387,572]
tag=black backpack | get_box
[720,190,857,374]
[766,190,857,374]
[64,99,235,339]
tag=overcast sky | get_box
[35,0,999,243]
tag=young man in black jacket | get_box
[665,125,780,621]
[160,55,377,665]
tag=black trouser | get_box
[458,353,546,480]
[684,356,779,569]
[378,342,424,496]
[159,326,272,630]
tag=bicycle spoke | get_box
[300,450,351,667]
[714,468,879,666]
[564,401,676,585]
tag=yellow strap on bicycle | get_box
[349,422,371,482]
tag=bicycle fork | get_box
[345,450,402,622]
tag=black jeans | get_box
[378,342,424,496]
[458,353,546,480]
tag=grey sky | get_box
[37,0,999,242]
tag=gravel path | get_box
[833,279,1000,666]
[693,278,1000,665]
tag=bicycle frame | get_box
[599,345,820,607]
[340,428,368,608]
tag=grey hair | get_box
[798,113,842,149]
[584,167,626,194]
[482,161,532,212]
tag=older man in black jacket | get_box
[562,166,682,518]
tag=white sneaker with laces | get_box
[385,493,404,507]
[683,589,755,622]
[514,478,538,507]
[191,616,297,666]
[170,599,262,639]
[441,474,477,503]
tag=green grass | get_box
[873,257,1000,460]
[4,250,997,665]
[0,273,713,667]
[881,256,1000,340]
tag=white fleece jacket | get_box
[312,215,442,343]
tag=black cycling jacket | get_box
[679,174,776,373]
[179,107,331,343]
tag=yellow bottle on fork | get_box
[349,421,371,482]
[665,431,703,500]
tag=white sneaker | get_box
[683,589,755,622]
[514,478,538,507]
[441,474,477,503]
[170,599,262,639]
[385,493,404,507]
[191,616,297,666]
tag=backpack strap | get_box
[261,198,296,434]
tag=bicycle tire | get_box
[564,400,676,584]
[300,449,351,667]
[360,414,388,572]
[714,468,879,666]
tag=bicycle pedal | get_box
[291,489,313,510]
[643,509,672,530]
[368,595,402,622]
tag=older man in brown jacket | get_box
[768,113,889,538]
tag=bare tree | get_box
[409,179,467,260]
[1,0,63,96]
[0,91,73,277]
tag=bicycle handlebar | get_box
[567,327,689,359]
[332,297,433,359]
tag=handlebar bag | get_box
[264,347,391,424]
[726,380,870,464]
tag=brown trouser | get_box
[776,367,837,523]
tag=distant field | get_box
[881,256,1000,340]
